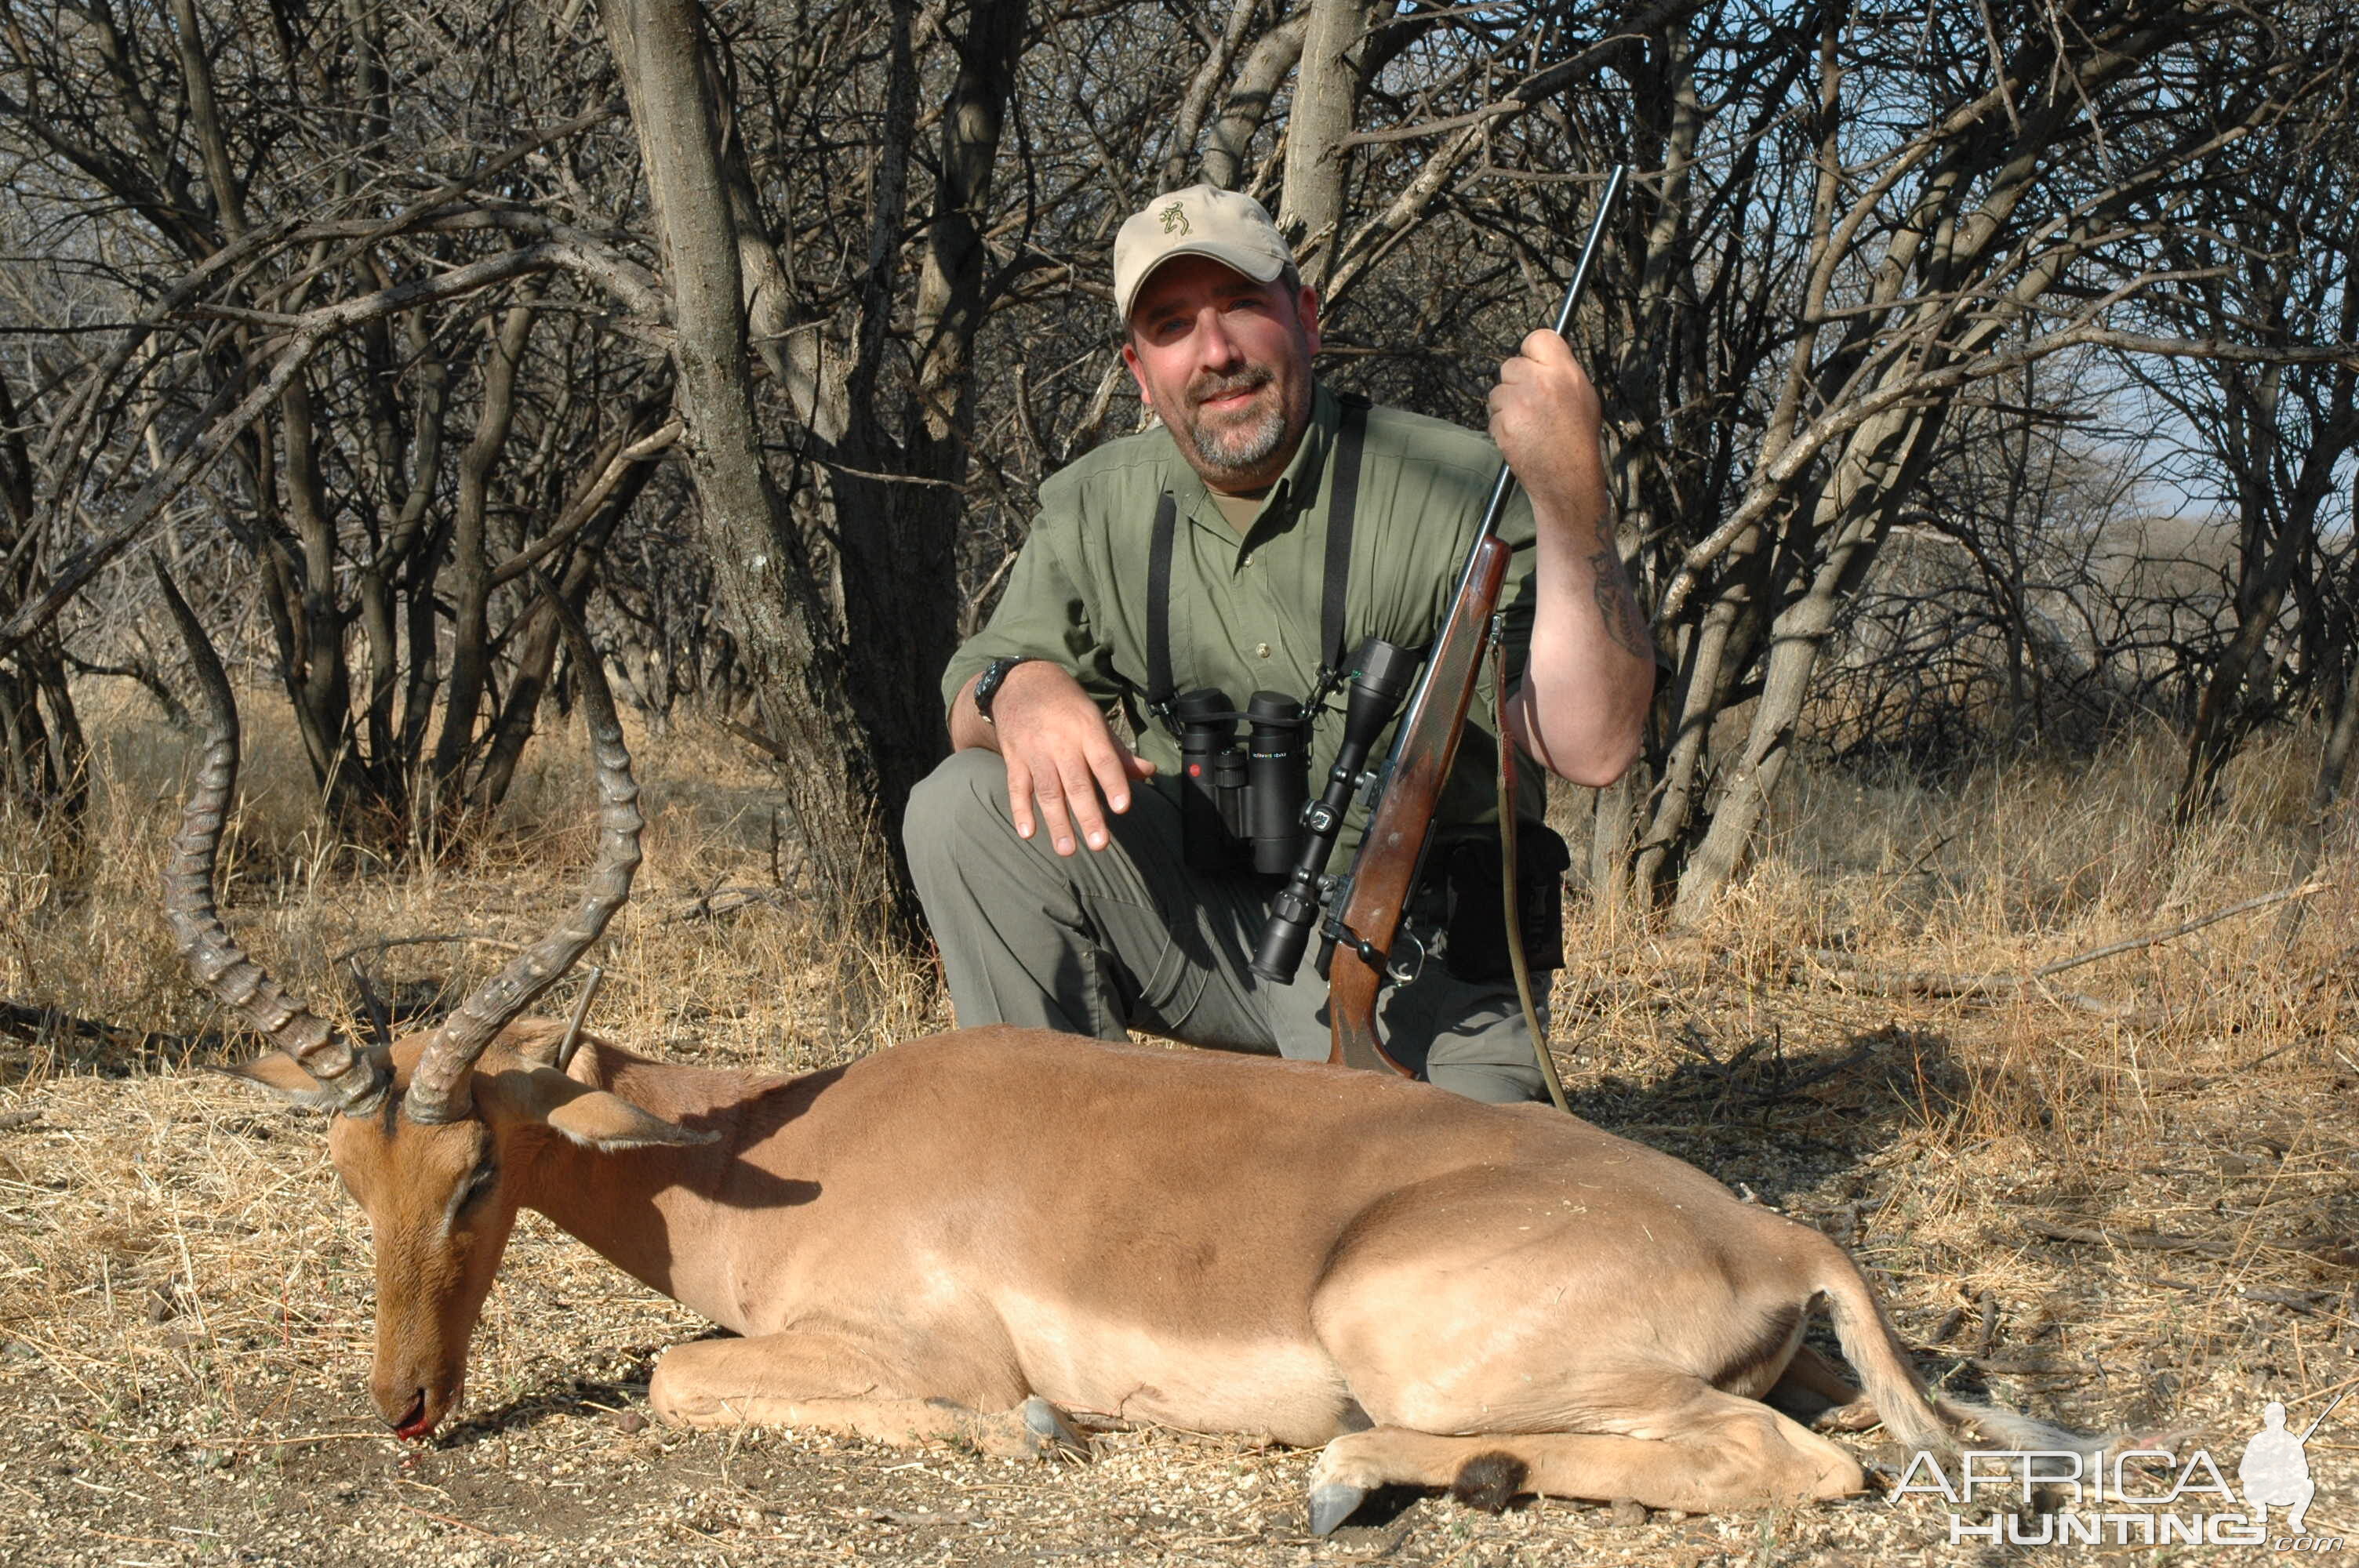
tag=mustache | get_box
[1187,366,1273,408]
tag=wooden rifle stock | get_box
[1325,164,1627,1079]
[1327,536,1514,1075]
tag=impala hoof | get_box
[1020,1396,1085,1458]
[1307,1481,1369,1537]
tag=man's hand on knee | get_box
[958,662,1156,856]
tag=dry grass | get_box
[2,693,2354,1566]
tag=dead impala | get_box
[163,583,2092,1534]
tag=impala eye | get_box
[452,1161,500,1218]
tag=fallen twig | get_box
[393,1502,522,1542]
[717,716,795,765]
[662,886,790,924]
[0,1000,213,1053]
[1742,1037,1877,1104]
[2236,1286,2345,1318]
[2013,1213,2231,1256]
[1800,962,2125,1013]
[2029,881,2332,979]
[1807,880,2333,1011]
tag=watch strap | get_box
[972,655,1038,724]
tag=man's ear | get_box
[1121,340,1153,412]
[1296,285,1321,356]
[211,1052,347,1112]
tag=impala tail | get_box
[1815,1243,2103,1465]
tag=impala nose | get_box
[387,1388,434,1440]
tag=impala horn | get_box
[156,562,391,1114]
[403,576,642,1123]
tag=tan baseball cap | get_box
[1111,184,1294,325]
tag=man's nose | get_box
[1191,308,1243,371]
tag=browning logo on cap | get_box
[1113,184,1293,324]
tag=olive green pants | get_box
[903,749,1546,1104]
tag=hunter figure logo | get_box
[1160,201,1190,236]
[2242,1397,2332,1534]
[1895,1392,2344,1551]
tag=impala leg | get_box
[649,1334,1082,1459]
[1765,1344,1880,1433]
[1305,1391,1865,1534]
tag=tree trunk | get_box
[2277,637,2359,949]
[431,295,539,821]
[834,0,1027,937]
[1201,15,1309,194]
[1162,0,1261,191]
[0,645,85,826]
[601,0,883,913]
[0,365,80,825]
[1277,0,1364,287]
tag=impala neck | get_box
[505,1036,800,1333]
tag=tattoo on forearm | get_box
[1587,544,1653,662]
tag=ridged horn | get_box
[155,562,390,1114]
[403,583,642,1123]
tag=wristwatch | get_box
[971,655,1040,725]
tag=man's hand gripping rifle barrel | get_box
[1248,165,1629,1086]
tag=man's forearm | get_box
[1509,493,1653,786]
[948,673,998,753]
[1482,329,1650,784]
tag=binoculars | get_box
[1174,688,1310,878]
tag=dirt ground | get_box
[4,965,2353,1568]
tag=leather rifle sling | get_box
[1492,626,1570,1112]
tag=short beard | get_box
[1180,368,1289,481]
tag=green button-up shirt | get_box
[944,384,1543,860]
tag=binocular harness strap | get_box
[1144,394,1371,731]
[1316,394,1369,695]
[1145,490,1180,725]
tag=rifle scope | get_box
[1249,636,1419,982]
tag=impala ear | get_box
[543,1086,716,1151]
[482,1062,714,1150]
[211,1052,351,1113]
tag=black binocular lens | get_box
[1174,689,1234,778]
[1245,691,1307,877]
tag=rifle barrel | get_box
[2298,1387,2347,1443]
[1461,162,1629,568]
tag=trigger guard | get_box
[1385,928,1426,985]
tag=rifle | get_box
[1318,165,1627,1080]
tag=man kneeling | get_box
[907,185,1652,1102]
